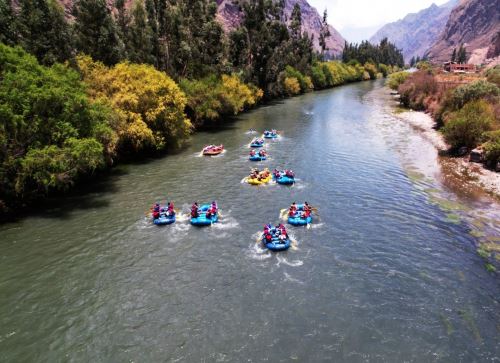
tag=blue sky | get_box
[307,0,450,42]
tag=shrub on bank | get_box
[179,74,262,126]
[398,71,438,110]
[486,65,500,87]
[443,100,494,149]
[482,130,500,168]
[449,80,499,110]
[386,71,410,90]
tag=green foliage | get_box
[0,0,18,46]
[72,0,124,65]
[0,44,110,209]
[482,130,500,168]
[485,66,500,87]
[386,71,410,90]
[342,38,404,68]
[449,80,499,110]
[17,0,73,65]
[443,100,494,149]
[179,74,262,125]
[126,0,155,65]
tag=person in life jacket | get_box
[289,202,297,217]
[250,149,256,156]
[167,202,175,216]
[277,223,287,237]
[191,202,199,218]
[285,169,294,178]
[259,149,266,157]
[152,203,161,219]
[211,201,217,214]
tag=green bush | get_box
[485,65,500,87]
[180,74,262,125]
[450,80,499,110]
[482,130,500,168]
[0,44,110,208]
[363,62,378,80]
[443,100,494,149]
[386,71,410,90]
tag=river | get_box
[1,80,499,362]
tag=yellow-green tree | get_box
[77,55,192,152]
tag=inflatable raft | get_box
[288,204,312,226]
[202,145,224,156]
[250,139,264,148]
[247,173,272,185]
[249,154,266,161]
[273,172,295,185]
[262,228,291,251]
[153,213,176,225]
[263,130,278,139]
[191,204,218,226]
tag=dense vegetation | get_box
[396,67,500,169]
[0,0,403,217]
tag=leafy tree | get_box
[342,38,403,67]
[0,0,18,45]
[451,48,456,62]
[17,0,73,65]
[318,9,331,57]
[127,0,155,64]
[72,0,124,65]
[0,44,112,208]
[77,56,192,151]
[457,43,467,63]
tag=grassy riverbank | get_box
[388,66,500,171]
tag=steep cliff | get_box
[427,0,499,64]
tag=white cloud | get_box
[308,0,451,42]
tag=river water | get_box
[1,80,499,362]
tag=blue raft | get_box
[250,139,264,148]
[264,131,278,139]
[191,204,218,226]
[262,228,291,251]
[273,173,294,185]
[153,213,176,225]
[249,154,267,161]
[288,204,312,226]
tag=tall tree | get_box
[451,48,456,62]
[318,8,330,58]
[0,0,18,46]
[127,0,154,64]
[457,44,467,63]
[72,0,124,65]
[17,0,72,65]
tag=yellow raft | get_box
[247,173,272,185]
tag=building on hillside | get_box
[443,62,476,73]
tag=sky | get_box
[307,0,450,42]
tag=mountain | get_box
[369,0,458,63]
[216,0,345,55]
[427,0,500,64]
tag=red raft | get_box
[202,144,224,156]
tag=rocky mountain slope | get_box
[216,0,345,55]
[369,0,457,63]
[427,0,499,64]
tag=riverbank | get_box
[392,100,500,199]
[1,42,397,221]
